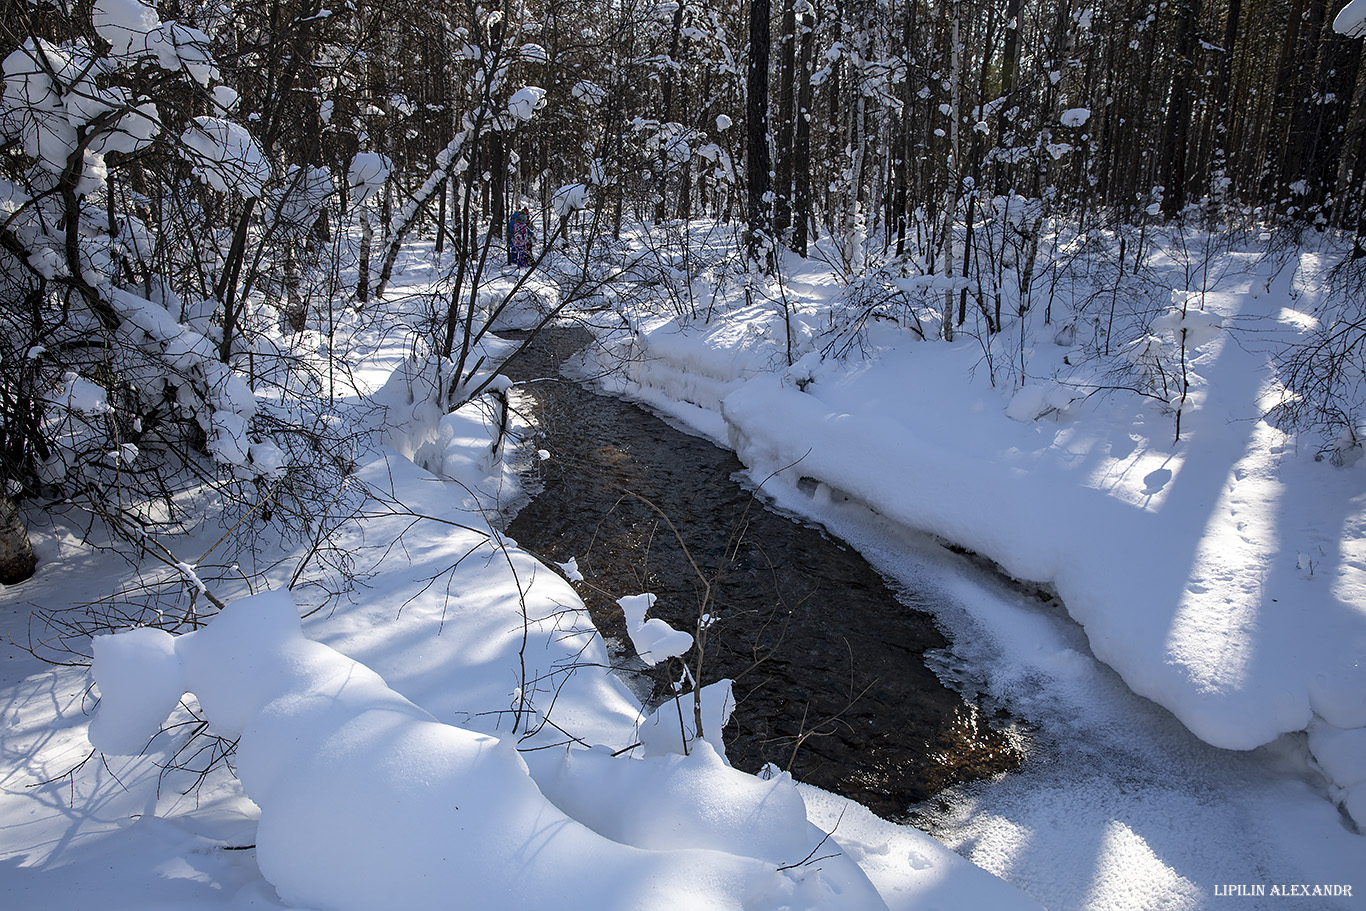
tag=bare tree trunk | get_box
[845,8,868,270]
[941,0,962,341]
[1334,61,1366,233]
[658,0,686,224]
[436,177,447,257]
[1160,0,1201,216]
[894,0,918,256]
[792,8,814,256]
[1208,0,1243,210]
[0,495,35,585]
[773,0,797,244]
[357,206,372,303]
[746,0,773,269]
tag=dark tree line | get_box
[4,0,1365,570]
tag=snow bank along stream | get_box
[501,328,1025,819]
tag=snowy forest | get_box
[4,0,1366,909]
[7,0,1366,523]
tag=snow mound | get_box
[88,591,887,911]
[1335,0,1366,37]
[604,285,1366,831]
[370,360,523,506]
[475,273,560,330]
[619,592,694,665]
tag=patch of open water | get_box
[500,328,1024,819]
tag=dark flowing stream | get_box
[502,328,1023,820]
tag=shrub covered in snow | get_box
[0,0,356,583]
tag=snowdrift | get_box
[591,255,1366,831]
[88,591,888,911]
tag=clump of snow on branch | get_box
[1060,108,1090,128]
[2,40,161,185]
[56,372,113,416]
[553,182,590,216]
[347,151,392,206]
[272,164,335,233]
[572,80,606,105]
[518,43,548,64]
[556,556,584,581]
[1335,0,1366,37]
[91,0,158,55]
[180,117,270,198]
[107,288,282,478]
[144,22,216,85]
[507,86,546,121]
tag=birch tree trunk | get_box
[844,8,868,271]
[941,0,962,342]
[793,8,814,256]
[0,496,35,585]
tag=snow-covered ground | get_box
[0,251,1037,911]
[579,234,1366,907]
[3,227,1364,911]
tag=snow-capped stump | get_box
[87,591,887,911]
[618,592,694,666]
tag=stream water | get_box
[501,328,1023,819]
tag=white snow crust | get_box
[588,242,1366,840]
[88,590,891,911]
[1335,0,1366,37]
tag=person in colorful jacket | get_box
[508,206,534,267]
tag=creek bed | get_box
[501,327,1023,819]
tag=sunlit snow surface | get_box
[87,591,887,911]
[582,237,1366,909]
[751,486,1362,911]
[0,241,1039,911]
[4,224,1365,910]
